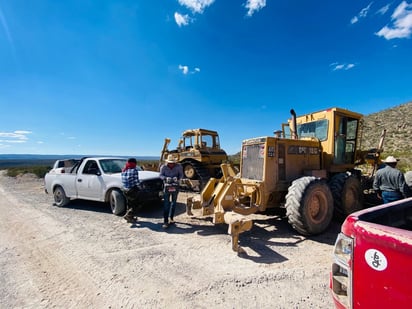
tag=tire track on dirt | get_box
[0,184,111,308]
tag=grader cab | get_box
[187,107,382,252]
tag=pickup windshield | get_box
[99,159,143,174]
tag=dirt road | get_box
[0,171,339,308]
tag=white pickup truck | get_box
[44,157,163,215]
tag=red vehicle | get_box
[330,197,412,308]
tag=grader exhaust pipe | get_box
[290,109,298,140]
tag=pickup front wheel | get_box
[110,190,126,215]
[53,186,70,207]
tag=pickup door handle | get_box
[77,179,82,182]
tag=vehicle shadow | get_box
[136,201,341,264]
[57,199,113,214]
[57,198,341,264]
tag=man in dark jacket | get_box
[373,156,410,204]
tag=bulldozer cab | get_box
[180,129,221,151]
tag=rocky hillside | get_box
[361,101,412,171]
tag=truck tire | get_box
[330,173,363,219]
[285,176,333,236]
[110,190,126,215]
[53,186,70,207]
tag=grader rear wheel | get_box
[330,173,363,219]
[285,176,334,235]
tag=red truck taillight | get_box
[331,233,353,309]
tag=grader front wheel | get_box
[285,177,334,235]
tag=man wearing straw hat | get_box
[373,155,409,204]
[159,154,183,228]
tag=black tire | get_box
[110,190,126,215]
[53,186,70,207]
[285,176,334,235]
[330,173,363,218]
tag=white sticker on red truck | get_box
[365,249,388,271]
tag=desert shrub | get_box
[6,165,51,178]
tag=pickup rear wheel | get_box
[110,190,126,215]
[285,177,333,235]
[53,186,70,207]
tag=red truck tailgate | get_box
[352,221,412,307]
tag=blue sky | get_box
[1,0,411,156]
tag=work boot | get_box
[123,209,136,223]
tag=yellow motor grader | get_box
[186,107,385,252]
[160,128,228,191]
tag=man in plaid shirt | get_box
[121,158,140,223]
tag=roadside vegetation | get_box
[4,165,52,178]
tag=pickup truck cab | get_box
[44,157,163,215]
[330,197,412,308]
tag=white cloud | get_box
[351,2,373,24]
[351,16,359,24]
[0,130,32,143]
[245,0,266,17]
[377,4,390,15]
[178,64,201,75]
[376,1,412,39]
[178,0,215,14]
[174,12,190,27]
[330,63,356,71]
[179,65,189,75]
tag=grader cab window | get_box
[297,119,328,141]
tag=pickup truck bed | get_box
[331,197,412,308]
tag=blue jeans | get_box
[163,189,178,223]
[382,191,402,204]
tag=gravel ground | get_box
[0,170,340,308]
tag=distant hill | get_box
[0,154,159,169]
[0,154,159,160]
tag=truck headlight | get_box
[334,233,353,265]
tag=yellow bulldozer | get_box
[160,128,228,191]
[186,107,385,252]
